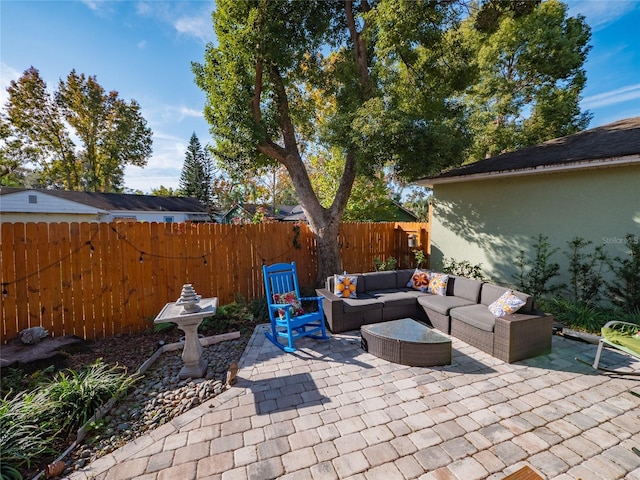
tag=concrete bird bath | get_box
[154,285,218,379]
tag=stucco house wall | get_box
[429,163,640,288]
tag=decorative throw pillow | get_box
[488,290,526,317]
[427,272,449,296]
[273,291,304,320]
[334,274,358,298]
[407,268,430,292]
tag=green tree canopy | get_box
[179,132,213,207]
[149,185,179,197]
[3,67,152,191]
[461,0,592,160]
[194,0,472,282]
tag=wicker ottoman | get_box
[361,318,451,367]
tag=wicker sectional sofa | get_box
[317,269,553,363]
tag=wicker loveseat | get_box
[317,269,553,363]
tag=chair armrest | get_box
[494,312,553,363]
[300,296,324,301]
[316,288,345,332]
[602,321,639,330]
[316,288,340,303]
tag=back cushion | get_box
[362,271,397,291]
[450,276,483,302]
[396,269,416,289]
[480,283,533,313]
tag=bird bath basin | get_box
[154,290,218,379]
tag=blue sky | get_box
[1,0,639,193]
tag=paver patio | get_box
[69,324,640,480]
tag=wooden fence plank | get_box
[69,223,84,338]
[1,222,18,340]
[12,223,29,334]
[218,225,236,304]
[187,222,207,299]
[84,223,100,339]
[137,222,155,324]
[74,222,95,340]
[122,222,140,334]
[200,223,214,297]
[56,223,73,337]
[109,222,126,336]
[36,222,53,334]
[149,222,163,320]
[47,223,64,338]
[164,223,179,302]
[96,223,112,338]
[25,222,41,329]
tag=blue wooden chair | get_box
[262,262,329,352]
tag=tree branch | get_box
[345,0,372,100]
[270,64,299,154]
[252,57,264,126]
[330,150,357,218]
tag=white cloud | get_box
[565,0,640,30]
[80,0,119,17]
[0,63,22,106]
[145,103,204,126]
[582,84,640,109]
[134,1,215,44]
[178,106,203,119]
[135,1,153,17]
[80,0,100,11]
[174,15,212,44]
[137,40,148,50]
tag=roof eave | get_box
[416,155,640,187]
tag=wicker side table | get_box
[361,318,451,367]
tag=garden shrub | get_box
[412,249,428,269]
[564,237,608,305]
[541,298,609,334]
[442,258,485,281]
[373,256,397,271]
[512,234,562,298]
[606,234,640,311]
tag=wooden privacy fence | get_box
[0,221,428,343]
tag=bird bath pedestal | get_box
[154,296,218,379]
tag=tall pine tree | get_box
[179,133,212,208]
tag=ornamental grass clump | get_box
[541,297,610,334]
[0,360,138,479]
[0,390,57,479]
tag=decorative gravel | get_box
[64,336,248,474]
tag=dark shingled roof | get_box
[422,117,640,183]
[0,188,208,213]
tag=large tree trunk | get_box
[314,221,342,287]
[301,196,344,286]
